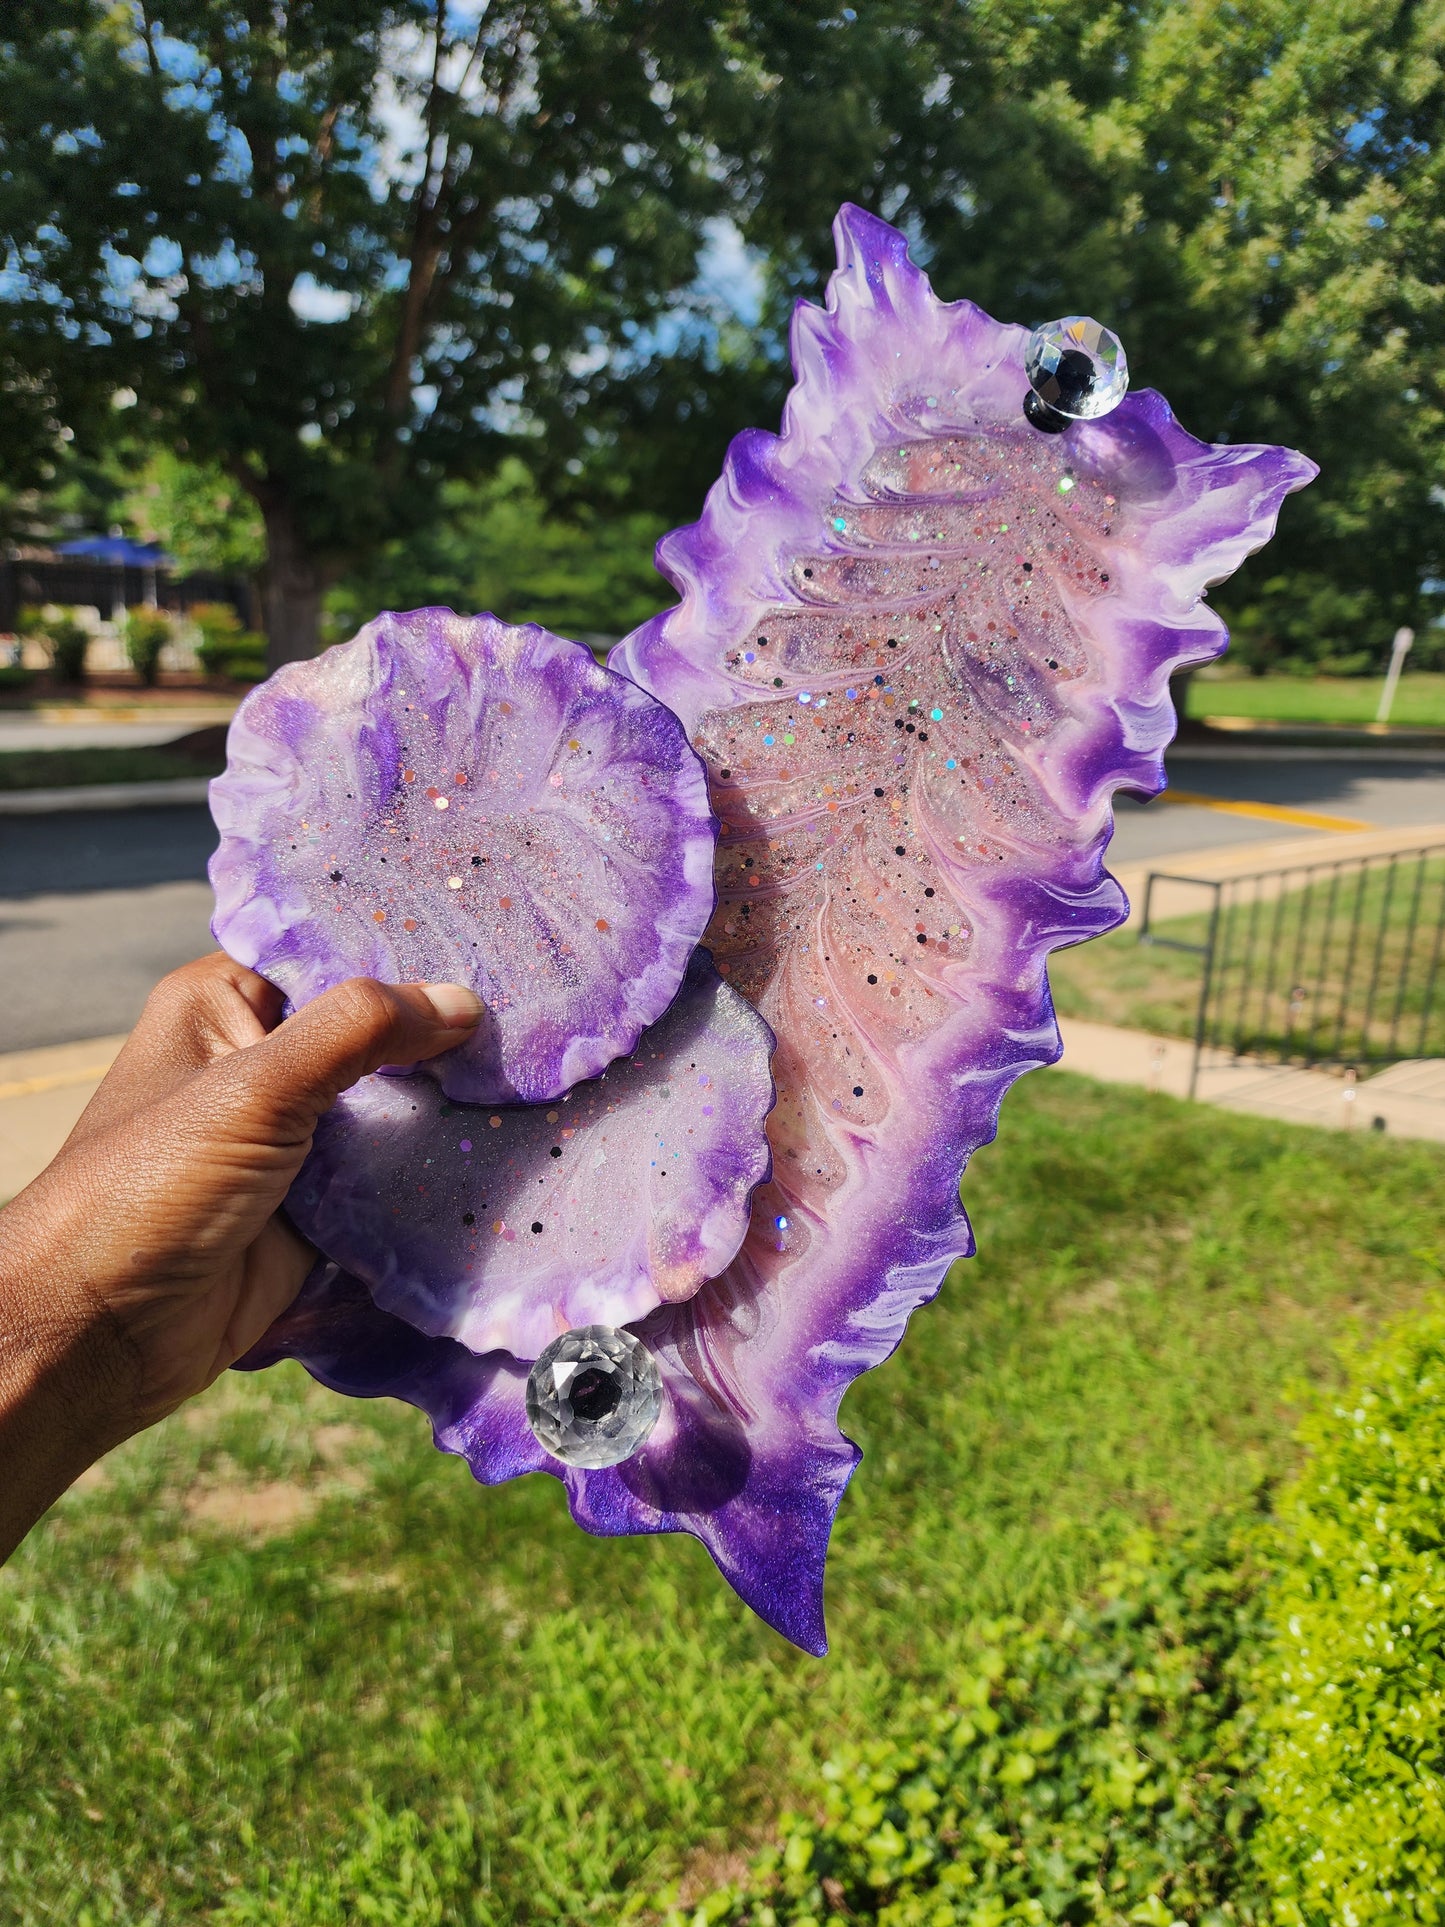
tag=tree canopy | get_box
[0,0,748,661]
[2,0,1442,668]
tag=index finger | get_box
[65,953,285,1148]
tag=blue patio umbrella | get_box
[56,536,171,566]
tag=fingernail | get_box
[421,983,484,1028]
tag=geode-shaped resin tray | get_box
[233,206,1314,1653]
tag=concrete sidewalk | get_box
[0,1034,127,1199]
[1057,1017,1445,1144]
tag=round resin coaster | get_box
[210,608,717,1104]
[285,950,775,1359]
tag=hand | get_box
[0,953,481,1560]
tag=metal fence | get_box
[1139,841,1445,1096]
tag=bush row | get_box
[677,1303,1445,1927]
[1248,1306,1445,1925]
[11,602,266,685]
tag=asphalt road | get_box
[2,806,219,1050]
[6,753,1445,1054]
[1109,750,1445,867]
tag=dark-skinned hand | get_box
[0,953,481,1560]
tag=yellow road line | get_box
[1160,790,1373,834]
[0,1063,114,1102]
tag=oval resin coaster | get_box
[210,608,717,1104]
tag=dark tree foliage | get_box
[562,0,1150,525]
[0,1,749,663]
[2,0,1441,666]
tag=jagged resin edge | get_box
[599,204,1317,1650]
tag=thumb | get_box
[227,978,483,1139]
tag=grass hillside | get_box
[3,1074,1442,1921]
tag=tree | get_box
[327,455,668,642]
[0,246,115,552]
[1122,0,1445,664]
[717,0,1445,666]
[0,1,750,666]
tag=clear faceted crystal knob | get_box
[525,1325,662,1469]
[1024,316,1128,433]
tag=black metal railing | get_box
[1139,841,1445,1096]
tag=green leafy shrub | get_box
[1247,1304,1445,1924]
[19,605,91,682]
[39,611,90,683]
[190,598,243,669]
[219,636,269,682]
[191,603,267,680]
[124,606,171,685]
[0,662,34,691]
[677,1530,1265,1927]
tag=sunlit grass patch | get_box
[4,1074,1443,1920]
[1187,670,1445,729]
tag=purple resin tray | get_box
[237,206,1315,1653]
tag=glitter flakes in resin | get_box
[285,951,775,1359]
[210,608,717,1105]
[699,431,1117,1067]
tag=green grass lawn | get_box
[3,1073,1442,1922]
[0,742,225,791]
[1186,670,1445,728]
[1050,924,1207,1043]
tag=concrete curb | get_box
[0,778,212,814]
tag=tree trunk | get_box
[260,504,333,671]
